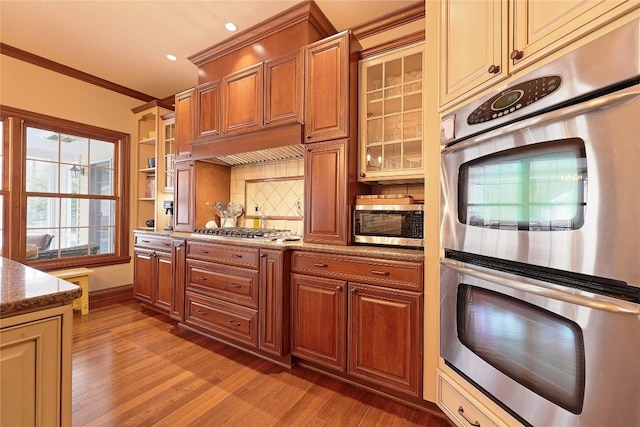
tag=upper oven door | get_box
[441,83,640,286]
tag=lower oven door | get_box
[440,258,640,427]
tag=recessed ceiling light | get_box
[225,22,237,32]
[166,54,178,61]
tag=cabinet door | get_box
[511,0,632,72]
[173,162,194,232]
[304,32,351,143]
[196,80,221,139]
[156,251,173,311]
[291,273,347,372]
[170,240,186,321]
[348,283,422,397]
[133,249,155,304]
[259,249,289,357]
[222,63,264,134]
[303,140,348,245]
[264,50,304,127]
[439,0,508,108]
[175,88,195,156]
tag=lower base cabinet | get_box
[0,305,73,427]
[133,233,174,314]
[291,251,424,399]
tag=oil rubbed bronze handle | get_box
[197,276,208,281]
[141,239,151,243]
[487,64,500,74]
[196,309,207,316]
[336,285,343,291]
[306,134,312,139]
[458,406,481,427]
[230,254,243,258]
[510,49,524,60]
[199,250,210,254]
[370,270,390,276]
[312,263,328,268]
[227,283,241,289]
[351,287,358,294]
[228,320,241,327]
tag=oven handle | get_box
[444,87,640,152]
[440,258,639,315]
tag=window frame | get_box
[0,105,130,270]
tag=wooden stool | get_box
[50,268,94,315]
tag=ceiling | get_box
[0,0,420,101]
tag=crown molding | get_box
[351,1,425,40]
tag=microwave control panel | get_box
[467,75,562,125]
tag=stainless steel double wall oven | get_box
[439,20,640,427]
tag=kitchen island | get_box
[0,257,81,427]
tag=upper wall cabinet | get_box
[196,80,221,139]
[439,0,638,109]
[222,63,264,135]
[174,88,195,157]
[264,50,304,127]
[358,43,424,183]
[304,31,357,143]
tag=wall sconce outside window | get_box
[70,164,86,178]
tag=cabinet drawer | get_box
[185,292,258,348]
[438,375,498,427]
[186,242,259,268]
[134,234,173,252]
[186,260,259,309]
[291,251,423,291]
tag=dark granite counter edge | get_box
[141,231,425,263]
[1,287,82,317]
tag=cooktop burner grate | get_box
[192,227,292,239]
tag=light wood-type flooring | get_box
[72,300,451,426]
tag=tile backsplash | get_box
[230,159,304,235]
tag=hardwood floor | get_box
[72,300,450,427]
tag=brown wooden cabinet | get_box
[291,273,347,372]
[196,80,221,139]
[174,88,195,157]
[264,50,304,127]
[173,160,231,232]
[222,63,264,135]
[304,31,357,143]
[291,251,423,399]
[133,233,173,314]
[304,139,363,245]
[170,239,186,322]
[181,241,291,365]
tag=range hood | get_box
[207,144,305,166]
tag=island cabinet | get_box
[439,0,639,109]
[290,251,424,399]
[133,233,173,314]
[181,241,291,365]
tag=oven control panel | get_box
[467,75,562,125]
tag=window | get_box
[1,106,130,269]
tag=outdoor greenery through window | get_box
[26,127,117,260]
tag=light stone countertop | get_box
[158,231,425,263]
[0,257,82,317]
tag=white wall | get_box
[0,55,144,291]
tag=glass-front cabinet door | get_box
[359,43,424,183]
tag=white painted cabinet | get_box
[1,305,73,427]
[439,0,639,109]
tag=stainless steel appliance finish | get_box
[440,20,640,287]
[440,258,640,427]
[192,227,299,240]
[353,203,424,247]
[440,20,640,427]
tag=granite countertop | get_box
[154,231,425,263]
[0,257,82,317]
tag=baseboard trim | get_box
[89,284,134,309]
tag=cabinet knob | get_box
[336,285,343,291]
[264,120,270,125]
[360,172,366,178]
[260,253,266,258]
[306,147,312,152]
[351,287,358,294]
[306,134,312,139]
[510,49,524,60]
[487,64,501,74]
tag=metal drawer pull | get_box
[199,250,210,254]
[163,242,171,246]
[141,239,150,243]
[196,309,208,316]
[458,406,481,427]
[230,254,243,258]
[370,270,390,276]
[312,263,328,268]
[228,320,241,327]
[197,276,208,281]
[227,283,241,289]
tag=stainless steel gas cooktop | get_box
[191,227,301,241]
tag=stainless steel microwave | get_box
[353,204,424,247]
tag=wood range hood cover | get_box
[186,0,338,166]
